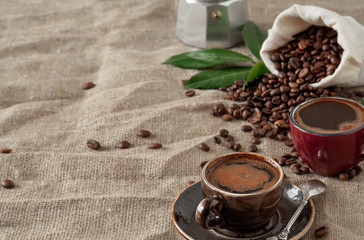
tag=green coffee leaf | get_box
[243,21,267,60]
[242,61,269,90]
[356,96,364,105]
[184,67,251,89]
[163,48,253,69]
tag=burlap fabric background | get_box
[0,0,363,239]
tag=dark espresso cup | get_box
[290,97,364,176]
[195,152,284,235]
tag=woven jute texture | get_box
[0,0,363,239]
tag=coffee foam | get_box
[294,98,364,134]
[207,157,280,194]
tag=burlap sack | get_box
[260,4,364,88]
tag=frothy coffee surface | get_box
[294,98,364,134]
[207,158,279,194]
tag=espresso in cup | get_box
[290,97,364,176]
[293,97,364,134]
[207,157,280,194]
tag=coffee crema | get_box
[207,157,280,194]
[294,98,364,134]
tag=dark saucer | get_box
[172,180,315,240]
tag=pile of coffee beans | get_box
[276,148,310,175]
[337,165,362,181]
[271,25,343,84]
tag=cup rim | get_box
[201,152,284,197]
[290,97,364,136]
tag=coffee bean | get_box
[187,180,195,187]
[87,139,101,150]
[185,90,196,97]
[291,166,302,174]
[233,109,241,119]
[118,140,130,149]
[0,148,12,154]
[1,179,14,189]
[222,114,233,121]
[82,82,95,90]
[290,163,302,169]
[270,88,280,97]
[276,134,286,141]
[353,165,362,175]
[200,161,208,170]
[181,79,189,86]
[137,130,151,138]
[338,172,349,181]
[198,143,210,152]
[148,143,162,149]
[279,85,290,94]
[251,129,259,137]
[248,144,258,152]
[300,166,310,174]
[214,136,221,144]
[314,226,327,237]
[278,157,286,166]
[220,129,229,137]
[285,158,297,165]
[241,125,252,132]
[291,151,299,158]
[225,135,234,142]
[249,137,260,145]
[347,168,356,179]
[284,139,294,147]
[233,143,242,152]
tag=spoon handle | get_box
[277,199,308,240]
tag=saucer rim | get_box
[172,180,315,240]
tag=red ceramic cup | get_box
[290,97,364,176]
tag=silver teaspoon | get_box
[267,179,326,240]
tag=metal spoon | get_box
[267,179,326,240]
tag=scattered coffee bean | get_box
[233,143,242,152]
[302,167,311,174]
[251,137,261,144]
[87,139,101,150]
[82,81,95,90]
[198,143,210,152]
[291,166,302,175]
[291,151,299,158]
[1,179,14,189]
[248,144,258,152]
[0,148,12,154]
[227,141,235,149]
[347,168,356,179]
[187,180,195,187]
[251,129,259,137]
[214,136,221,144]
[136,130,151,138]
[219,129,229,137]
[225,135,234,142]
[290,163,302,169]
[281,153,292,158]
[278,157,287,166]
[185,90,196,97]
[241,125,252,132]
[222,114,233,121]
[338,172,349,181]
[118,140,130,149]
[353,165,362,175]
[181,79,188,86]
[200,161,208,170]
[148,143,162,149]
[284,139,294,147]
[285,158,297,165]
[314,226,327,237]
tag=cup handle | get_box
[195,195,225,229]
[355,132,364,164]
